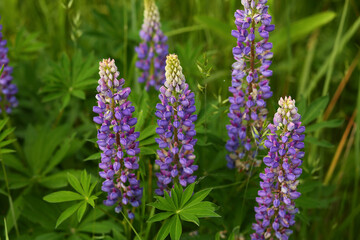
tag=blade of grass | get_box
[165,25,204,37]
[4,218,9,240]
[322,0,349,96]
[334,122,356,185]
[324,109,356,185]
[305,17,360,98]
[298,30,319,99]
[323,51,360,120]
[350,76,360,238]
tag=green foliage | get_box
[40,50,97,109]
[148,183,220,240]
[0,0,359,239]
[43,170,98,228]
[0,118,15,155]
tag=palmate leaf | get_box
[43,170,98,228]
[149,183,220,240]
[40,50,97,109]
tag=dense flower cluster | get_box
[226,0,274,171]
[93,59,142,219]
[154,54,198,195]
[251,96,305,240]
[0,21,17,114]
[135,0,168,91]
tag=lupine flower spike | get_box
[226,0,274,171]
[93,59,143,219]
[0,19,18,114]
[135,0,168,91]
[154,54,198,195]
[251,96,305,240]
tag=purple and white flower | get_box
[226,0,274,172]
[251,96,305,240]
[93,59,142,219]
[0,21,17,114]
[135,0,168,91]
[154,54,198,195]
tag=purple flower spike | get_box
[226,0,274,172]
[251,96,304,240]
[0,20,18,114]
[135,0,169,91]
[93,59,142,217]
[154,54,198,195]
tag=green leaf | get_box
[184,188,212,208]
[84,152,101,161]
[55,202,82,228]
[302,96,329,125]
[164,191,177,210]
[179,212,199,226]
[67,172,85,195]
[39,172,68,189]
[42,133,75,175]
[78,220,113,233]
[170,215,182,240]
[0,127,15,142]
[182,207,220,218]
[148,196,176,212]
[88,181,98,196]
[43,191,83,203]
[87,195,97,208]
[305,136,334,148]
[148,212,174,223]
[306,119,344,132]
[180,183,195,208]
[137,124,157,141]
[61,93,71,110]
[171,187,180,208]
[77,202,87,222]
[0,139,16,148]
[0,149,15,154]
[80,170,91,196]
[72,89,85,99]
[194,16,232,44]
[272,11,336,53]
[156,219,171,240]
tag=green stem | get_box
[121,210,142,240]
[144,206,155,240]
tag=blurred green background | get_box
[0,0,359,239]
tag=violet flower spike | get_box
[0,19,18,114]
[251,96,305,240]
[93,59,142,219]
[154,54,198,196]
[226,0,274,172]
[135,0,169,91]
